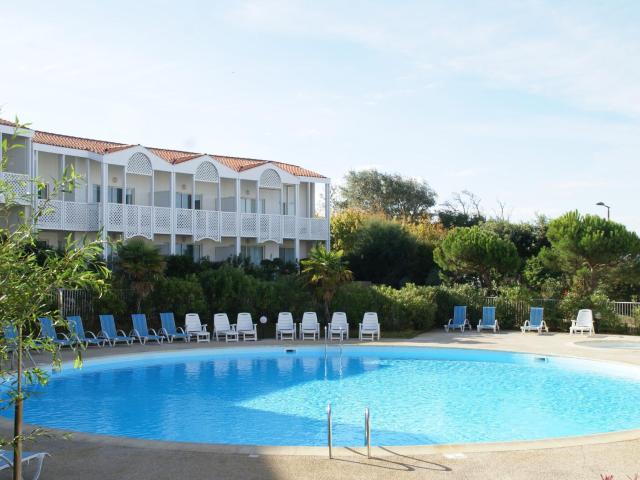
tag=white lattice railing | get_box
[37,200,100,231]
[220,212,237,237]
[107,203,124,232]
[240,213,258,237]
[124,204,153,239]
[283,216,296,238]
[194,210,221,241]
[154,207,171,234]
[309,218,327,240]
[258,214,283,243]
[175,208,194,235]
[0,172,31,203]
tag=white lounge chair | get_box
[359,312,380,341]
[276,312,296,340]
[0,450,48,480]
[299,312,320,340]
[329,312,349,341]
[521,307,548,334]
[477,306,500,333]
[237,313,257,341]
[213,313,238,342]
[185,313,210,342]
[570,309,594,335]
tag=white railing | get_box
[175,208,194,235]
[124,204,153,239]
[258,214,283,243]
[36,200,329,242]
[37,200,99,231]
[154,207,172,234]
[220,211,237,237]
[194,210,221,241]
[240,213,258,237]
[0,172,31,203]
[614,302,640,318]
[283,215,296,238]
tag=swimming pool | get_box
[7,346,640,446]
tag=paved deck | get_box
[3,331,640,479]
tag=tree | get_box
[337,169,436,222]
[434,226,520,288]
[330,208,373,252]
[301,246,353,322]
[437,190,485,228]
[114,239,165,312]
[0,119,108,480]
[346,218,436,287]
[482,217,549,261]
[545,211,640,295]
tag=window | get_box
[282,186,296,216]
[176,192,192,209]
[240,197,255,213]
[241,245,263,265]
[108,187,123,204]
[279,247,296,263]
[125,188,135,205]
[194,194,202,210]
[38,184,49,200]
[92,184,101,203]
[175,243,201,261]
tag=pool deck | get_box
[3,330,640,479]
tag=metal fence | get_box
[613,302,640,319]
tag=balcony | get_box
[37,200,100,231]
[0,172,31,204]
[53,202,329,242]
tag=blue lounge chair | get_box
[521,307,548,334]
[67,316,106,347]
[159,312,190,343]
[38,317,74,347]
[130,314,164,345]
[98,315,134,347]
[444,306,469,332]
[0,450,48,480]
[477,306,500,333]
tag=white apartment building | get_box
[0,118,330,263]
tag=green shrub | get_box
[147,275,208,323]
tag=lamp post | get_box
[595,202,610,221]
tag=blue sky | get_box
[2,1,640,229]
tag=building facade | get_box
[0,118,330,262]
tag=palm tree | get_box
[115,239,165,312]
[301,246,353,322]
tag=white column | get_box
[60,154,66,231]
[325,182,330,251]
[170,171,176,254]
[217,180,221,211]
[307,182,311,217]
[294,183,300,261]
[235,177,241,255]
[150,171,155,240]
[86,158,91,203]
[101,162,108,259]
[256,180,261,214]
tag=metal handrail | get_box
[364,407,371,458]
[327,403,333,459]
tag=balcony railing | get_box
[41,201,329,241]
[0,172,31,204]
[37,200,100,231]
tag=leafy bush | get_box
[147,275,208,322]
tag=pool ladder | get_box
[326,404,371,460]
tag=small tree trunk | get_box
[13,328,23,480]
[324,300,330,324]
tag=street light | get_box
[596,202,610,221]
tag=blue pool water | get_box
[5,346,640,446]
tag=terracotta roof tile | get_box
[0,118,17,127]
[4,119,326,178]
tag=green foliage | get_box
[330,208,371,252]
[337,169,436,222]
[346,218,436,287]
[546,211,640,295]
[301,246,353,321]
[434,226,520,288]
[115,239,166,312]
[148,276,208,319]
[482,218,549,261]
[331,282,437,332]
